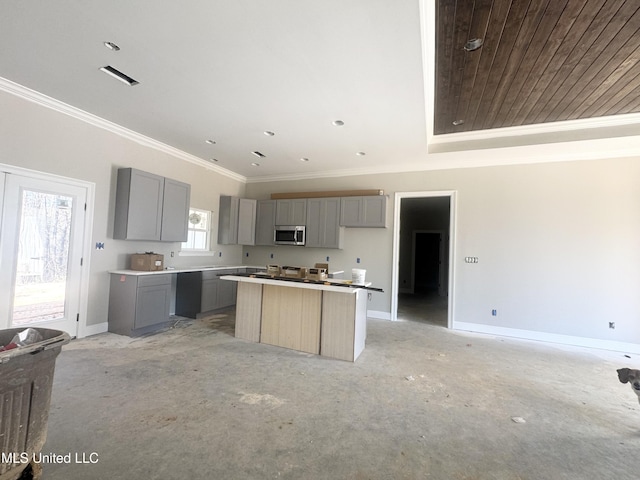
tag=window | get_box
[181,208,211,251]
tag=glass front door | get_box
[0,173,87,336]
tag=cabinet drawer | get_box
[137,274,172,287]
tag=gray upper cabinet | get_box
[340,195,387,228]
[218,196,257,245]
[255,199,276,245]
[275,199,307,225]
[305,197,344,249]
[113,168,190,241]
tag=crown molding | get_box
[0,77,247,184]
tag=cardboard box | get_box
[130,253,164,271]
[307,267,327,281]
[281,266,306,278]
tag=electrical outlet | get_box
[491,309,497,316]
[170,251,174,257]
[609,322,615,329]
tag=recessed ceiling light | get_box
[300,157,310,162]
[99,66,139,86]
[205,139,216,145]
[104,41,120,51]
[452,119,465,126]
[264,131,275,136]
[464,38,483,52]
[251,162,260,167]
[333,120,345,126]
[251,151,266,158]
[356,151,366,156]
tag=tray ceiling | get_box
[435,0,640,135]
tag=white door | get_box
[0,173,87,337]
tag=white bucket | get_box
[352,268,366,284]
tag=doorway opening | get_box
[391,192,455,327]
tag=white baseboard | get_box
[79,322,108,339]
[367,310,391,320]
[454,321,640,355]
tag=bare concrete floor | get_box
[42,309,640,480]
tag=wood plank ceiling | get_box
[435,0,640,135]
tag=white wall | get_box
[245,158,640,350]
[0,90,246,330]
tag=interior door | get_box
[0,173,87,337]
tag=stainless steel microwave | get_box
[274,225,305,246]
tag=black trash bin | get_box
[0,328,70,480]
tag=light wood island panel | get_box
[234,282,263,342]
[260,285,321,354]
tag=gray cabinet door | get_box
[275,199,307,225]
[339,196,361,227]
[362,196,387,227]
[320,197,343,248]
[201,279,219,312]
[134,282,172,329]
[114,168,164,240]
[237,198,257,245]
[218,196,239,244]
[305,197,343,249]
[255,200,276,245]
[160,178,191,241]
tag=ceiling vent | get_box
[100,65,139,86]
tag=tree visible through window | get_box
[182,208,211,251]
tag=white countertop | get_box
[109,266,345,277]
[109,265,261,276]
[221,274,371,294]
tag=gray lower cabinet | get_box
[108,274,172,337]
[305,197,344,249]
[175,268,239,318]
[339,195,387,228]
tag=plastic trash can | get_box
[0,328,70,480]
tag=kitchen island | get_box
[221,274,371,362]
